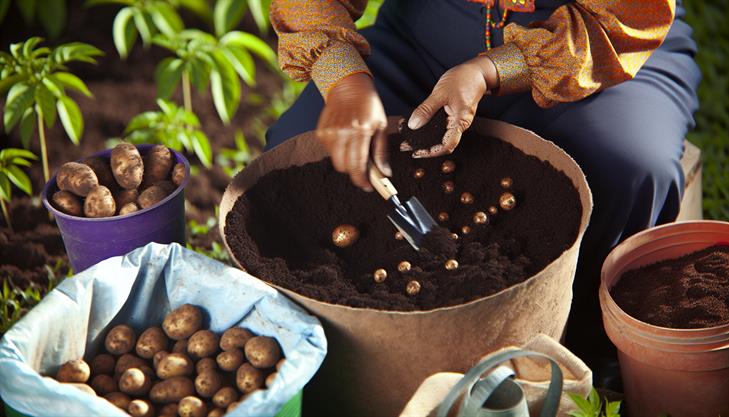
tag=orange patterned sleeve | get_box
[484,1,675,108]
[270,0,371,97]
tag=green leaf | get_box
[85,0,134,5]
[568,392,595,415]
[149,3,183,37]
[41,77,64,97]
[0,0,10,24]
[34,84,57,127]
[246,0,270,34]
[17,0,36,24]
[113,7,137,59]
[18,109,36,149]
[124,111,160,133]
[132,7,154,46]
[57,95,83,144]
[6,166,32,196]
[192,130,212,167]
[220,31,276,66]
[154,57,184,99]
[52,72,92,97]
[0,74,23,95]
[214,0,246,38]
[588,388,601,410]
[223,46,255,86]
[21,37,43,57]
[209,50,241,124]
[605,400,621,417]
[178,0,212,23]
[187,58,210,92]
[51,42,103,65]
[156,98,177,115]
[3,83,36,133]
[37,0,66,38]
[0,148,37,161]
[0,172,11,201]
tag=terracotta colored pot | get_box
[600,220,729,417]
[220,117,593,417]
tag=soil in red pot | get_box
[224,118,582,311]
[611,244,729,328]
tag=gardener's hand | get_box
[404,55,499,158]
[316,73,390,191]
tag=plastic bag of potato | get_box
[0,243,327,417]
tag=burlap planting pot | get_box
[219,118,593,417]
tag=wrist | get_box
[325,72,375,103]
[473,55,499,92]
[481,44,531,96]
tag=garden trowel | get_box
[369,164,437,251]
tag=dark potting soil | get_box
[611,245,729,329]
[225,118,582,311]
[400,109,449,151]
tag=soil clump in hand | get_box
[400,109,449,151]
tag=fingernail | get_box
[382,163,393,177]
[363,186,374,192]
[412,150,427,159]
[408,116,424,130]
[400,141,413,152]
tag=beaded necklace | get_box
[467,0,535,50]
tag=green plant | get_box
[216,130,257,176]
[0,0,68,38]
[0,149,36,232]
[0,37,102,183]
[214,0,271,37]
[153,28,276,122]
[568,388,621,417]
[123,98,213,167]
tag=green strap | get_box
[436,348,564,417]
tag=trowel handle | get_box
[368,164,398,200]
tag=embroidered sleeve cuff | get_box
[311,41,372,97]
[483,43,531,96]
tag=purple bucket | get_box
[42,144,190,272]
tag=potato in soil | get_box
[143,145,174,185]
[105,324,137,355]
[150,376,195,403]
[136,326,169,358]
[91,353,115,375]
[90,374,117,395]
[104,391,131,410]
[178,396,207,417]
[236,363,264,393]
[212,386,237,408]
[84,186,116,218]
[187,330,219,359]
[51,191,83,216]
[216,349,244,371]
[56,162,99,197]
[156,352,194,379]
[220,327,253,351]
[111,143,144,190]
[83,156,116,188]
[56,359,90,383]
[128,399,154,417]
[163,304,202,340]
[245,336,281,368]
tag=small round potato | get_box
[56,359,90,383]
[115,186,139,206]
[83,156,116,188]
[236,363,264,394]
[119,202,139,215]
[188,330,219,359]
[119,367,153,395]
[91,353,116,375]
[56,162,99,197]
[104,392,131,410]
[172,339,189,354]
[128,399,154,417]
[90,374,117,395]
[156,353,194,379]
[207,408,225,417]
[226,401,241,414]
[219,327,253,351]
[195,370,222,398]
[195,357,217,374]
[52,190,83,216]
[150,376,195,404]
[244,336,281,369]
[111,143,144,190]
[143,145,174,185]
[84,185,116,218]
[163,304,202,340]
[137,181,175,209]
[153,350,170,370]
[265,372,277,388]
[212,386,237,408]
[105,324,137,355]
[62,382,96,395]
[171,162,186,187]
[136,326,169,359]
[114,353,147,375]
[216,349,244,372]
[179,396,207,417]
[159,403,179,416]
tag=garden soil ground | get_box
[225,122,582,311]
[0,0,282,287]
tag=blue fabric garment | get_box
[265,0,701,374]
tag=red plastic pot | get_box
[41,144,190,272]
[600,220,729,417]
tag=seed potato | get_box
[115,188,139,207]
[157,352,194,379]
[171,162,186,187]
[159,403,179,416]
[90,374,117,395]
[137,181,175,209]
[153,350,169,369]
[56,359,90,383]
[216,349,244,372]
[172,339,189,354]
[111,143,144,190]
[207,408,225,417]
[226,401,241,414]
[220,327,253,351]
[51,191,83,216]
[56,162,99,197]
[265,372,277,388]
[244,336,281,369]
[103,391,131,410]
[275,359,285,372]
[212,386,237,408]
[136,326,169,359]
[128,399,154,417]
[83,156,116,188]
[188,330,219,359]
[62,382,96,395]
[84,185,116,218]
[143,145,174,185]
[196,357,217,374]
[163,304,202,341]
[119,202,139,215]
[236,363,264,393]
[179,396,207,417]
[194,370,222,398]
[150,376,195,403]
[114,353,147,375]
[119,367,153,395]
[91,353,116,375]
[105,324,136,355]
